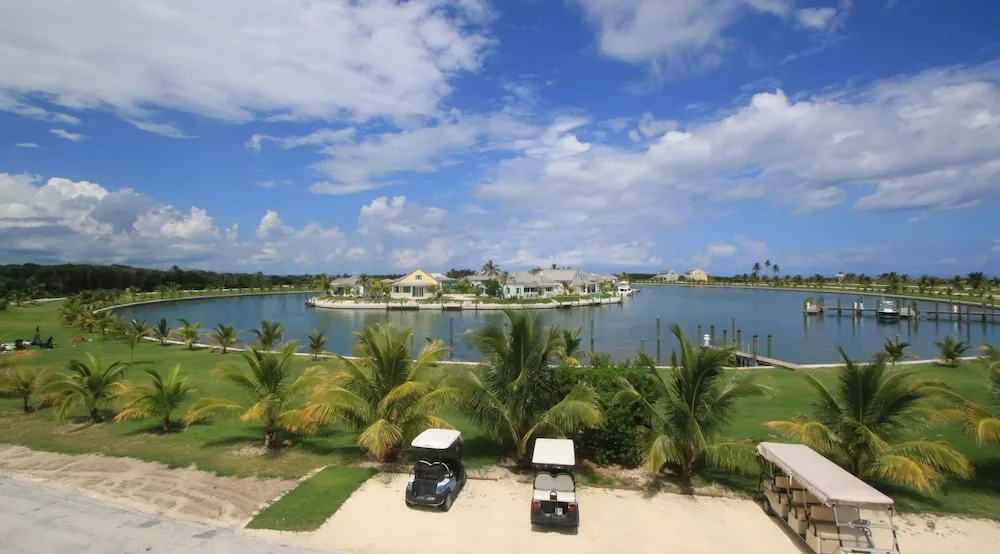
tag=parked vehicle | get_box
[757,441,901,554]
[405,429,466,511]
[529,438,579,528]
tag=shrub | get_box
[555,355,661,467]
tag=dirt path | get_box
[0,444,295,526]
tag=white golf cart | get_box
[405,429,466,511]
[529,438,579,528]
[757,442,902,554]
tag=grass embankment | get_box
[638,280,999,307]
[247,466,377,531]
[2,301,999,520]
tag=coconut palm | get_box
[174,318,201,349]
[307,329,327,360]
[0,349,30,381]
[130,318,151,338]
[498,271,512,298]
[250,319,284,352]
[935,335,969,366]
[114,321,144,364]
[559,281,574,296]
[210,323,238,354]
[559,327,584,366]
[765,347,973,492]
[481,259,499,278]
[445,310,604,463]
[183,342,322,448]
[289,324,452,461]
[45,354,130,423]
[2,365,52,412]
[152,318,172,346]
[613,324,769,479]
[878,337,915,367]
[945,345,1000,446]
[115,366,198,432]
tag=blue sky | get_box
[1,0,999,276]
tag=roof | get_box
[411,428,462,450]
[756,442,894,507]
[329,274,361,286]
[532,438,575,466]
[428,272,457,282]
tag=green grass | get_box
[2,300,1000,519]
[246,466,377,531]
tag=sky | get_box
[1,0,999,277]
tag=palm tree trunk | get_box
[89,407,100,423]
[162,415,171,433]
[22,395,30,413]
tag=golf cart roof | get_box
[532,438,575,467]
[757,442,894,507]
[411,428,462,450]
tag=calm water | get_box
[116,286,1000,364]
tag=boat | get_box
[617,281,636,297]
[876,298,899,321]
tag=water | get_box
[115,287,1000,364]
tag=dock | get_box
[802,295,998,323]
[731,351,800,370]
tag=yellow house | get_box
[390,269,440,299]
[684,268,709,282]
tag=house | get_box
[389,269,442,299]
[329,274,364,296]
[428,272,458,288]
[684,269,709,282]
[654,270,680,282]
[502,269,611,298]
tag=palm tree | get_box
[771,264,780,282]
[152,318,172,346]
[290,324,452,461]
[307,329,327,360]
[183,342,322,448]
[2,365,53,412]
[878,337,915,367]
[936,335,969,366]
[613,324,768,479]
[499,271,512,298]
[46,354,129,423]
[559,281,574,296]
[445,310,604,464]
[174,318,201,350]
[945,345,1000,446]
[481,259,499,278]
[114,321,144,364]
[751,262,762,283]
[250,319,284,352]
[0,349,30,381]
[115,366,198,432]
[210,323,238,354]
[559,327,584,366]
[765,347,972,492]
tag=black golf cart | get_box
[529,438,579,528]
[405,428,466,511]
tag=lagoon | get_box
[115,286,1000,364]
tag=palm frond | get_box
[183,397,244,426]
[357,418,404,461]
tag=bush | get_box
[555,355,661,467]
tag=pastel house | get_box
[684,269,709,282]
[390,269,442,299]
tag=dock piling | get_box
[736,329,742,350]
[640,338,645,353]
[767,334,772,358]
[449,318,454,359]
[723,329,728,346]
[731,316,736,342]
[656,317,661,363]
[590,318,595,353]
[697,325,702,341]
[409,334,415,356]
[752,335,758,365]
[710,325,716,346]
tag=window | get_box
[403,286,411,293]
[415,274,422,280]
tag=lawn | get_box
[2,300,1000,519]
[247,466,378,531]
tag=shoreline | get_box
[638,281,999,308]
[306,296,624,311]
[96,290,321,313]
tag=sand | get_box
[0,444,295,526]
[255,473,1000,554]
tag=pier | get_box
[802,294,998,323]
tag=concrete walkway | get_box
[0,477,345,554]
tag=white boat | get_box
[876,298,899,321]
[617,281,636,296]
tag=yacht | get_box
[617,281,636,297]
[876,298,899,321]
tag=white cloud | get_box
[256,210,292,239]
[15,143,40,149]
[796,7,838,29]
[637,112,678,137]
[256,179,291,189]
[785,245,887,269]
[993,239,1000,253]
[128,120,188,138]
[247,128,355,152]
[49,129,87,142]
[0,0,491,125]
[570,0,793,69]
[0,91,81,124]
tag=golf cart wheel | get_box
[441,493,454,512]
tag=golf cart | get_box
[529,438,579,528]
[405,428,466,511]
[757,442,902,554]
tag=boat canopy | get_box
[757,442,894,507]
[532,438,576,467]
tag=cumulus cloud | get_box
[0,0,491,127]
[49,129,87,142]
[796,7,838,29]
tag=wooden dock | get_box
[731,351,800,370]
[801,295,998,323]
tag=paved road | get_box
[0,477,343,554]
